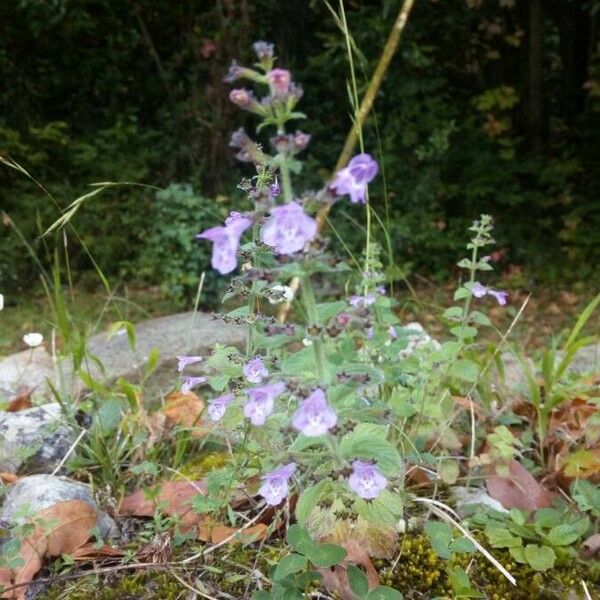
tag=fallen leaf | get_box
[1,500,97,600]
[0,473,18,484]
[581,533,600,559]
[485,459,554,511]
[197,521,268,544]
[560,449,600,480]
[159,391,210,437]
[70,544,124,560]
[118,480,207,532]
[6,391,33,413]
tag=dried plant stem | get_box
[277,0,415,323]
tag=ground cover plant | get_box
[1,13,600,600]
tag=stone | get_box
[0,474,118,541]
[399,321,441,358]
[0,403,73,474]
[0,347,56,404]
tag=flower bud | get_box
[267,68,291,95]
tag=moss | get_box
[176,452,230,480]
[37,533,600,600]
[375,534,600,599]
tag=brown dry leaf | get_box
[319,528,383,600]
[485,459,554,511]
[70,543,124,560]
[0,473,18,484]
[1,500,97,600]
[197,521,268,544]
[581,533,600,559]
[6,391,33,413]
[160,391,210,437]
[118,480,207,532]
[559,449,600,481]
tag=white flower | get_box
[0,293,3,311]
[23,332,44,347]
[302,337,313,347]
[267,284,295,305]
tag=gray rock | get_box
[0,403,73,474]
[0,347,56,404]
[0,474,118,541]
[399,321,441,358]
[83,310,246,384]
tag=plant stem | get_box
[458,244,479,346]
[300,273,326,382]
[279,156,294,201]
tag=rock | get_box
[0,403,74,474]
[84,311,246,383]
[567,342,600,374]
[0,474,118,541]
[451,486,509,517]
[0,347,56,404]
[399,322,441,358]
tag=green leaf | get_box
[524,544,555,571]
[347,565,369,598]
[273,554,308,581]
[454,287,470,300]
[443,306,463,320]
[469,310,491,326]
[449,359,480,383]
[366,586,404,600]
[449,536,476,553]
[305,544,347,568]
[295,481,330,524]
[207,374,230,392]
[316,301,347,323]
[571,480,600,517]
[281,346,316,377]
[287,524,318,557]
[144,348,160,378]
[450,325,478,339]
[107,320,136,350]
[545,518,590,546]
[484,526,522,549]
[339,423,401,475]
[424,521,453,559]
[354,490,403,526]
[252,591,271,600]
[509,546,527,564]
[438,459,459,484]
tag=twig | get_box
[51,428,87,475]
[277,0,416,323]
[413,496,517,586]
[181,506,269,564]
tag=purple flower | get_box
[181,376,207,393]
[377,286,387,295]
[176,355,203,372]
[471,282,509,306]
[293,131,311,153]
[223,60,243,82]
[258,462,297,506]
[349,294,376,308]
[488,289,509,306]
[253,41,274,60]
[292,389,337,437]
[267,68,291,95]
[388,326,398,339]
[243,357,269,384]
[197,212,252,275]
[348,461,387,500]
[269,180,281,198]
[244,382,286,426]
[260,201,317,255]
[366,327,374,340]
[207,393,234,422]
[331,154,379,204]
[471,282,488,298]
[229,88,262,113]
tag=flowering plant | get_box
[179,43,508,555]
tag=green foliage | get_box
[138,183,228,303]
